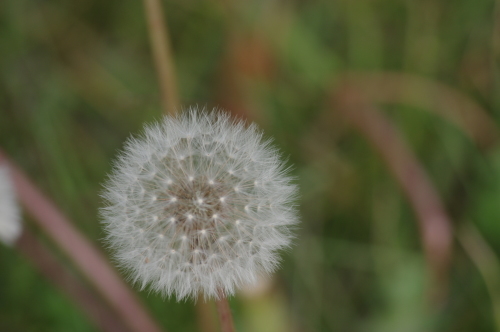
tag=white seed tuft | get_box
[100,108,299,300]
[0,166,21,246]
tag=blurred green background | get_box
[2,0,500,331]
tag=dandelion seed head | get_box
[0,166,21,246]
[100,108,299,300]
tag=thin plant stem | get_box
[196,299,218,332]
[338,72,499,148]
[16,229,129,332]
[492,0,500,71]
[143,1,218,329]
[332,87,454,306]
[142,0,179,116]
[215,296,235,332]
[458,223,500,332]
[0,150,164,332]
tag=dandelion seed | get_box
[100,108,299,300]
[0,166,21,246]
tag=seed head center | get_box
[164,177,230,234]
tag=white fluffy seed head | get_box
[0,166,21,246]
[100,108,299,300]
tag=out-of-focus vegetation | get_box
[2,0,500,331]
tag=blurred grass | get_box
[2,0,500,331]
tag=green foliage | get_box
[2,0,500,331]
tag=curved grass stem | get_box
[458,223,500,332]
[16,229,128,332]
[332,87,454,307]
[0,149,164,332]
[337,72,499,148]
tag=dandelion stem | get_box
[142,0,179,116]
[196,300,218,332]
[215,296,235,332]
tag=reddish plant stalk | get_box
[196,299,218,332]
[0,150,164,332]
[333,87,454,305]
[215,296,235,332]
[338,72,499,148]
[16,229,129,332]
